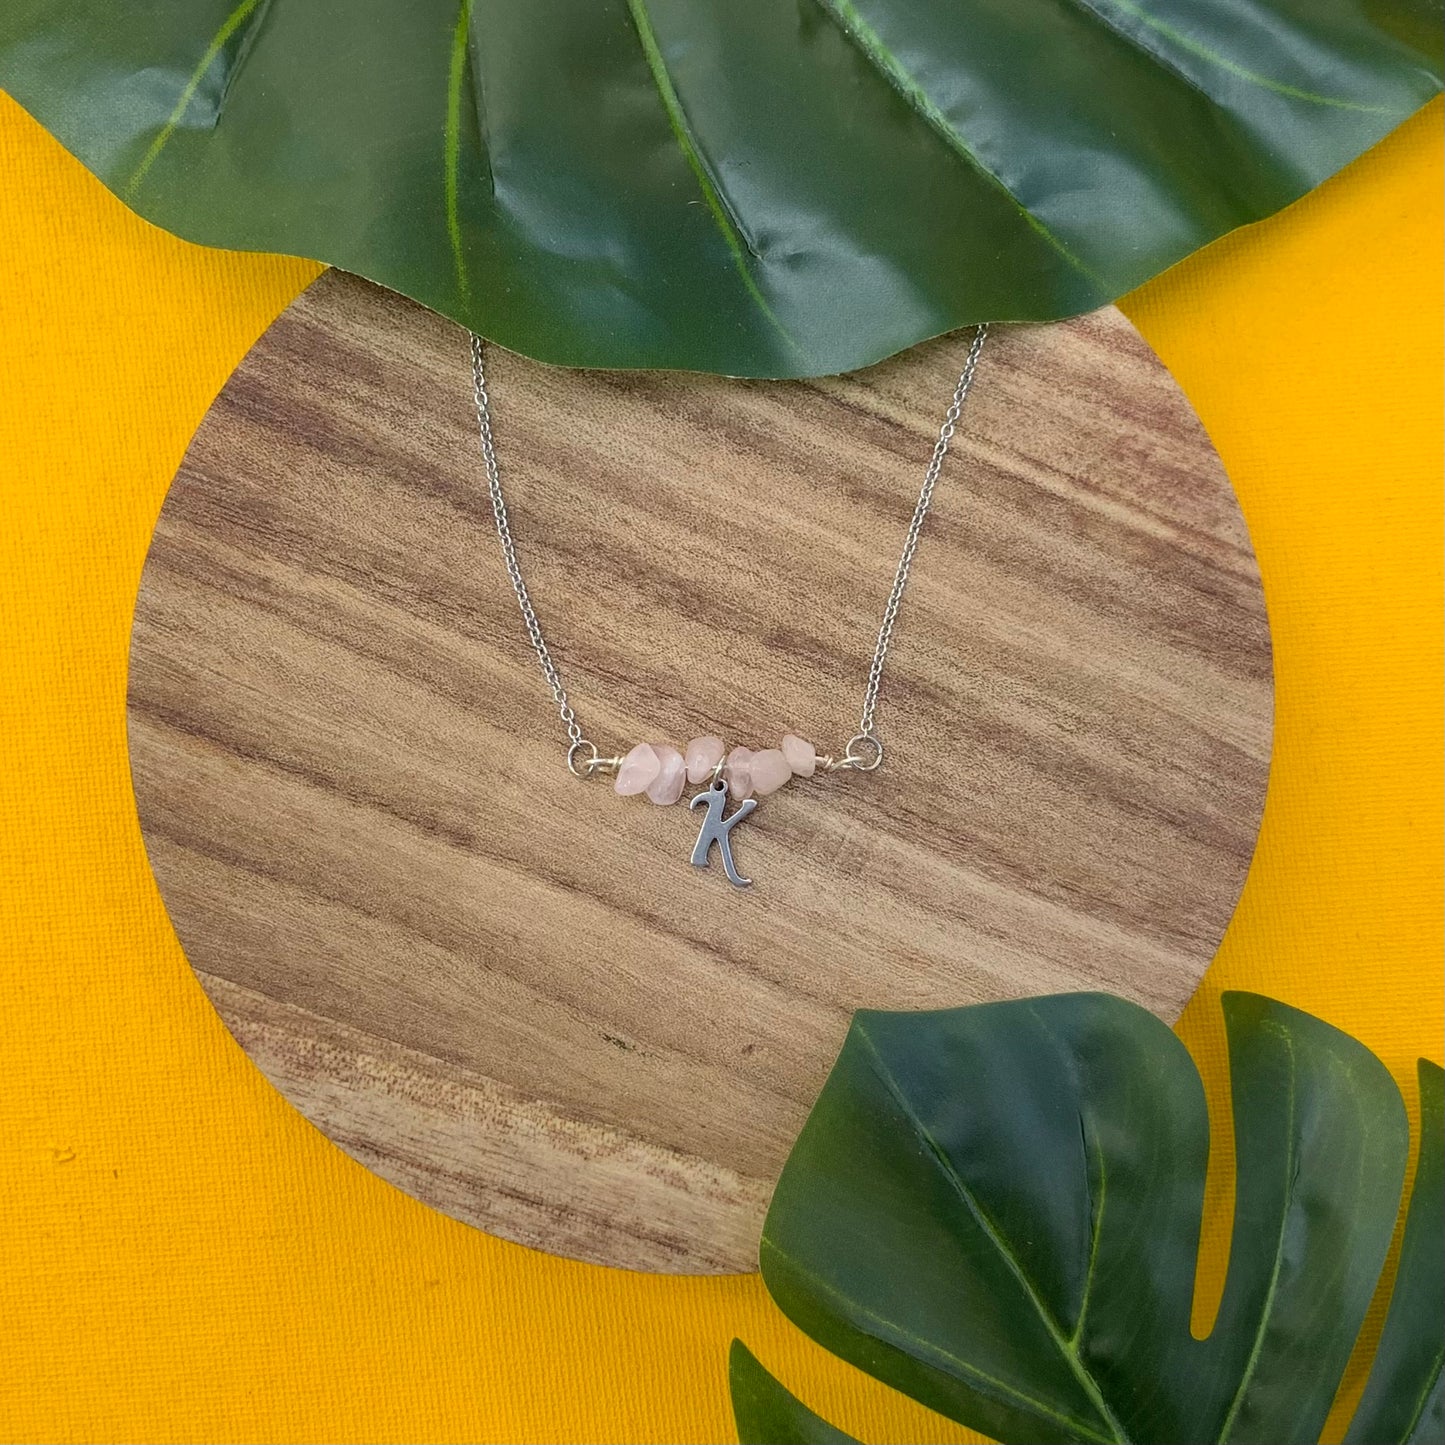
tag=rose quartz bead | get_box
[645,745,686,805]
[684,735,726,785]
[724,747,754,800]
[781,733,816,778]
[614,743,661,796]
[750,748,792,796]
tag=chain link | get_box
[470,334,585,753]
[469,325,988,772]
[857,323,988,745]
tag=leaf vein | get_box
[759,1240,1116,1443]
[622,0,801,359]
[1399,1347,1445,1443]
[1213,1028,1298,1442]
[445,0,475,300]
[1074,0,1393,113]
[805,0,1107,288]
[126,0,270,195]
[1071,1112,1109,1348]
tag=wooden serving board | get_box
[128,271,1272,1273]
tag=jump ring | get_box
[842,733,884,771]
[567,740,600,779]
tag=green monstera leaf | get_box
[1,1,1439,376]
[731,993,1444,1445]
[731,1342,862,1445]
[1344,1061,1445,1445]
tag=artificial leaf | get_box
[1343,1059,1444,1445]
[752,991,1413,1444]
[730,1341,861,1445]
[0,1,1439,376]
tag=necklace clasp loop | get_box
[841,733,884,772]
[567,740,600,779]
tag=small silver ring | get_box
[567,740,600,779]
[842,733,884,771]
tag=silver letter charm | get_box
[689,778,757,888]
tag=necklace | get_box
[468,325,988,889]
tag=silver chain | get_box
[468,325,988,777]
[855,322,988,759]
[469,333,584,754]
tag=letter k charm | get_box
[689,777,757,888]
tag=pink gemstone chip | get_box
[684,735,726,785]
[724,747,754,800]
[781,733,816,778]
[646,745,687,806]
[750,748,792,796]
[614,743,661,796]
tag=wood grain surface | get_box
[128,270,1272,1273]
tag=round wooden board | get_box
[129,271,1272,1274]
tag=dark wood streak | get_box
[128,271,1272,1273]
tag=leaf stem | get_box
[854,1022,1133,1444]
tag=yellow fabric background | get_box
[0,89,1439,1444]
